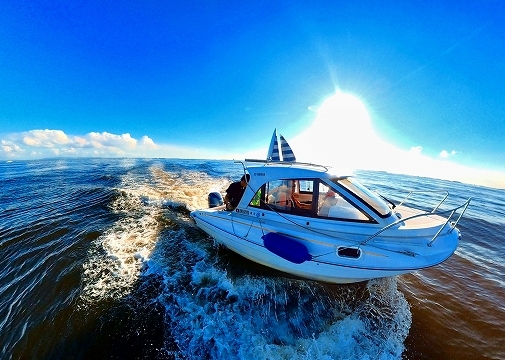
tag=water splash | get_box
[147,245,411,359]
[80,166,228,303]
[151,167,229,211]
[144,226,411,359]
[80,165,412,359]
[81,168,166,302]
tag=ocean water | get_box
[0,158,503,360]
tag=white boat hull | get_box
[191,208,460,284]
[189,152,469,284]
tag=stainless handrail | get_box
[397,190,449,213]
[426,197,471,246]
[241,159,331,171]
[360,198,471,247]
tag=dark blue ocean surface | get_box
[0,158,503,359]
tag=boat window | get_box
[260,179,314,213]
[333,177,390,216]
[249,187,262,207]
[317,182,369,221]
[299,180,313,192]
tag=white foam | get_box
[80,166,229,303]
[151,167,229,211]
[81,170,165,302]
[146,249,411,359]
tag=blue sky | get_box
[1,1,505,188]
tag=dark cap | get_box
[241,174,251,183]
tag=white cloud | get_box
[22,129,71,147]
[0,140,24,158]
[439,149,457,158]
[74,136,87,146]
[1,130,150,159]
[1,140,24,155]
[139,135,157,149]
[2,123,504,189]
[0,129,227,160]
[86,132,137,149]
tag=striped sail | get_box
[267,129,281,161]
[279,134,296,162]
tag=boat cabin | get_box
[237,161,393,225]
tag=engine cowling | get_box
[208,192,224,208]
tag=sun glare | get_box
[249,91,505,189]
[315,92,372,135]
[292,92,386,171]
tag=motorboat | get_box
[190,130,471,284]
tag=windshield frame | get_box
[331,177,392,218]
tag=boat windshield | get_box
[332,177,391,216]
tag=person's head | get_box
[326,189,336,197]
[240,174,250,185]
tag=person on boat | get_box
[290,181,311,210]
[292,192,311,210]
[224,174,250,210]
[267,182,290,205]
[318,189,338,216]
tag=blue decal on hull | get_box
[262,233,312,264]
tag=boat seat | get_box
[268,192,293,208]
[327,204,363,219]
[291,193,311,210]
[318,196,338,216]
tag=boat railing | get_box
[242,159,331,171]
[397,190,449,213]
[360,197,471,247]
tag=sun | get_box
[291,92,384,170]
[313,92,373,138]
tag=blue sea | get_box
[1,158,504,359]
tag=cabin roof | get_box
[239,160,352,183]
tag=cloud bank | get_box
[1,130,158,158]
[0,129,228,160]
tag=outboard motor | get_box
[208,192,224,208]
